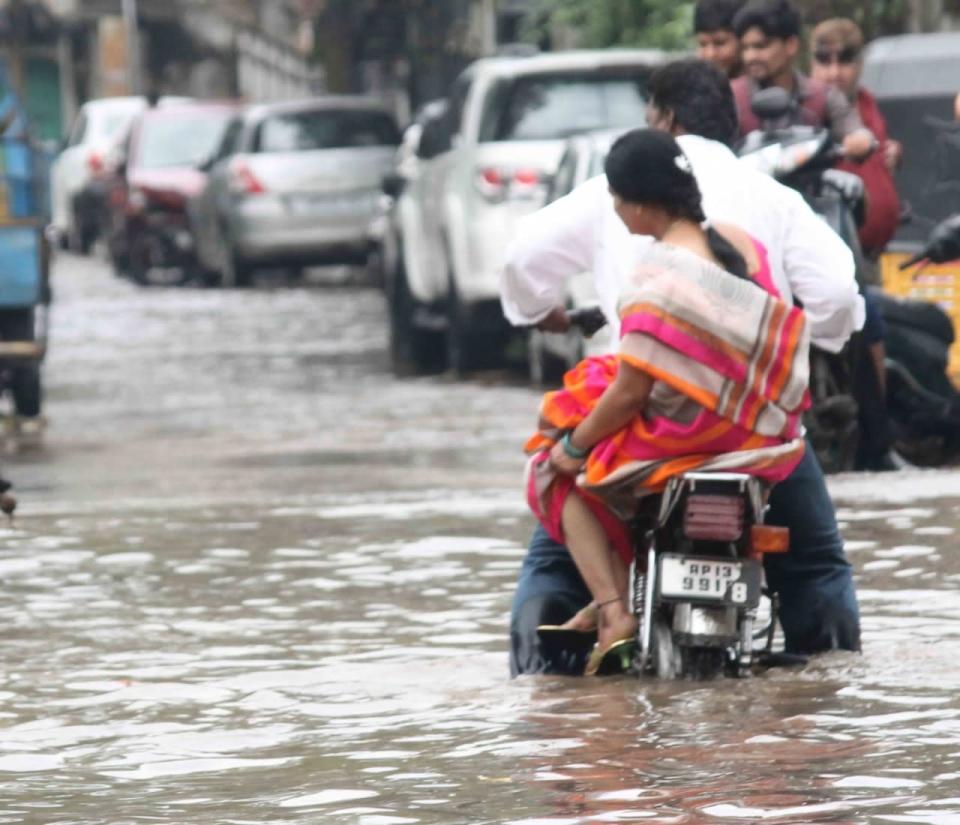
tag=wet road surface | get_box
[3,253,960,823]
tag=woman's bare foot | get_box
[559,602,598,632]
[596,598,637,650]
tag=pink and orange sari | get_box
[525,240,810,562]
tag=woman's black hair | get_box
[732,0,802,39]
[705,226,749,280]
[694,0,747,33]
[605,129,705,222]
[605,128,748,280]
[648,60,738,147]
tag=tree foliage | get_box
[520,0,695,50]
[793,0,908,39]
[520,0,934,49]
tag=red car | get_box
[106,102,240,286]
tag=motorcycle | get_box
[538,309,789,680]
[736,87,868,474]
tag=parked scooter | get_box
[736,87,868,474]
[537,310,788,680]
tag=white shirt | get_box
[501,133,865,353]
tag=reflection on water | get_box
[3,496,960,824]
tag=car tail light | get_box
[683,494,744,542]
[474,166,506,201]
[474,166,546,202]
[87,150,104,175]
[229,156,265,195]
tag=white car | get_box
[50,96,190,252]
[527,130,622,385]
[386,48,671,375]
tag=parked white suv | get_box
[386,49,670,375]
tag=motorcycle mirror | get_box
[901,213,960,268]
[923,214,960,264]
[750,87,793,123]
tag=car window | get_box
[416,105,452,159]
[134,112,233,169]
[548,147,579,203]
[479,71,650,142]
[588,146,610,178]
[90,107,143,145]
[68,113,87,147]
[215,119,244,161]
[253,109,400,153]
[446,74,473,138]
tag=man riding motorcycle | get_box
[501,60,863,676]
[730,0,875,159]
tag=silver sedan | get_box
[190,97,402,286]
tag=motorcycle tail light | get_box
[750,524,790,554]
[683,494,744,541]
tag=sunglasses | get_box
[813,46,860,65]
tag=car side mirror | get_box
[382,172,406,199]
[750,87,793,123]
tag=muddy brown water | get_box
[2,255,960,824]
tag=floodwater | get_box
[3,255,960,824]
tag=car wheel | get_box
[388,253,443,377]
[221,247,253,288]
[444,256,511,378]
[446,281,488,377]
[128,234,191,288]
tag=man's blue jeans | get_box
[509,443,861,675]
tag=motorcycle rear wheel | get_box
[652,615,726,680]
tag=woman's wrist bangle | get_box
[561,431,589,460]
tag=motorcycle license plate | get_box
[659,555,745,603]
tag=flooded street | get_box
[4,253,960,824]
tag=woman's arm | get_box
[550,359,653,475]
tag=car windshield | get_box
[480,72,649,142]
[254,109,401,152]
[136,113,231,169]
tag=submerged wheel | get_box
[652,615,680,680]
[652,614,726,680]
[388,254,444,376]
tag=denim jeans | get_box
[509,443,861,676]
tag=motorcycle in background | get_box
[737,88,870,473]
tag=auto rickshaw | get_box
[863,32,960,380]
[0,61,50,448]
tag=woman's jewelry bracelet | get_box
[561,431,589,460]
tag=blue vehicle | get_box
[0,62,50,444]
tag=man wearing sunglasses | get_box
[730,0,876,161]
[810,18,901,257]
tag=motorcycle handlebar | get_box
[567,306,608,337]
[900,214,960,270]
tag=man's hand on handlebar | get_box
[536,307,571,334]
[841,129,878,162]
